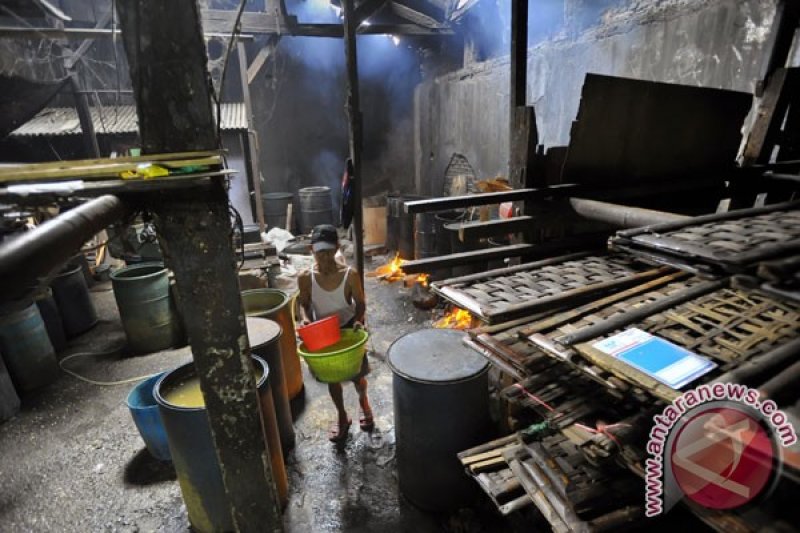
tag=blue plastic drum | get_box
[126,372,171,461]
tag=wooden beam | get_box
[246,35,280,85]
[446,216,534,242]
[63,10,112,70]
[389,2,447,29]
[0,25,254,39]
[238,41,266,233]
[201,8,288,34]
[293,22,454,36]
[509,0,537,190]
[401,243,535,273]
[354,0,388,24]
[743,68,799,165]
[343,0,366,288]
[404,185,577,213]
[68,72,100,158]
[0,20,453,39]
[115,2,282,531]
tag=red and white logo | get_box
[670,407,775,510]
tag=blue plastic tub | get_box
[126,373,171,461]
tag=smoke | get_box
[457,0,569,61]
[255,0,424,202]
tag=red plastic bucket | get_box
[297,315,340,351]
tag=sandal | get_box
[328,418,351,443]
[359,411,375,432]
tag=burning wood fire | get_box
[368,253,406,282]
[434,307,475,329]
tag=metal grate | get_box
[611,201,800,274]
[433,252,667,323]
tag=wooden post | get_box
[342,0,365,286]
[69,71,100,158]
[238,41,267,234]
[509,0,536,191]
[115,1,283,531]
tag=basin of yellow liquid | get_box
[164,366,265,408]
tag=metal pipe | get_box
[0,195,128,301]
[569,198,691,228]
[758,359,800,405]
[714,337,800,386]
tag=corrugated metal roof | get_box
[10,103,247,137]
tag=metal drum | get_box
[246,317,295,456]
[111,262,185,354]
[298,186,334,234]
[34,287,67,353]
[0,301,58,392]
[241,289,304,399]
[155,356,288,532]
[51,262,98,338]
[262,192,293,231]
[388,329,490,511]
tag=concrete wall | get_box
[415,0,779,195]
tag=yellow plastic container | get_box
[298,328,368,383]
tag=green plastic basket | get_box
[298,328,369,383]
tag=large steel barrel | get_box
[247,317,295,456]
[155,355,287,532]
[0,301,59,391]
[298,186,334,234]
[241,289,304,399]
[110,262,185,354]
[262,192,293,231]
[50,262,98,338]
[0,349,21,422]
[388,329,490,511]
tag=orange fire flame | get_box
[416,274,430,287]
[368,253,406,282]
[434,307,474,329]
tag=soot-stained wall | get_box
[415,0,779,196]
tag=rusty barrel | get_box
[241,289,304,398]
[246,317,295,456]
[388,328,490,511]
[155,355,288,532]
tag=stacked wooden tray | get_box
[610,201,800,275]
[433,251,669,323]
[458,432,645,532]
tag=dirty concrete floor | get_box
[0,254,513,532]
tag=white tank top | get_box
[311,267,356,326]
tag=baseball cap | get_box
[311,224,338,252]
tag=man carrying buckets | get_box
[297,224,374,442]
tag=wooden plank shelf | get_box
[444,215,534,242]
